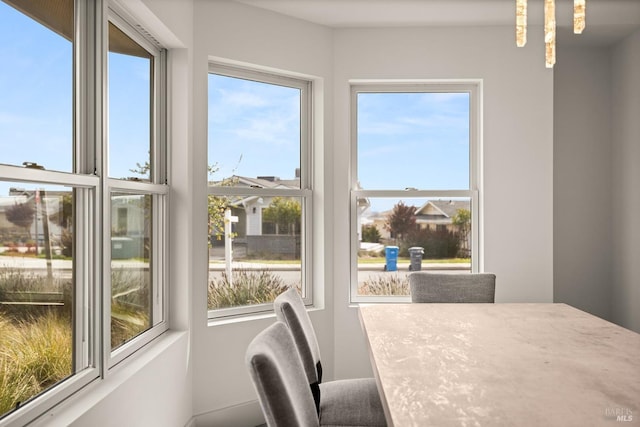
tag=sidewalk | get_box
[208,260,470,271]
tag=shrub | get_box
[111,305,150,349]
[208,270,292,309]
[60,228,73,257]
[358,274,409,296]
[404,227,460,259]
[361,225,381,243]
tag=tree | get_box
[207,164,239,244]
[6,202,35,238]
[262,197,301,235]
[384,201,417,244]
[362,224,381,243]
[50,194,73,229]
[452,208,471,257]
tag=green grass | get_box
[356,257,470,264]
[208,270,293,309]
[111,267,150,349]
[0,311,72,416]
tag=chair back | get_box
[273,288,323,385]
[409,272,496,303]
[245,322,320,427]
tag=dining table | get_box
[358,303,640,426]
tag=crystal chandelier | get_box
[516,0,586,68]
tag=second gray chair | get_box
[408,272,496,303]
[246,322,319,426]
[273,288,386,426]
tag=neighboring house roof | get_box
[210,175,300,190]
[415,200,470,219]
[209,175,301,208]
[366,199,470,225]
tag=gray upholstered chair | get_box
[246,322,319,427]
[246,321,387,427]
[408,272,496,303]
[273,288,387,426]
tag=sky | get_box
[0,1,471,213]
[0,1,151,197]
[208,75,470,213]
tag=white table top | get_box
[358,303,640,427]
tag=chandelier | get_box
[516,0,586,68]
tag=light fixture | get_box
[516,0,587,68]
[574,0,586,34]
[516,0,527,47]
[544,0,556,68]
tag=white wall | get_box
[191,2,334,426]
[611,29,640,333]
[553,46,612,321]
[332,26,554,379]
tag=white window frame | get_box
[0,0,169,424]
[349,81,482,303]
[207,63,313,320]
[104,7,169,368]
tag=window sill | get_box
[30,330,188,427]
[208,305,325,327]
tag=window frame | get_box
[104,7,169,368]
[207,63,313,320]
[349,81,482,303]
[0,0,169,424]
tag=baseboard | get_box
[193,400,265,427]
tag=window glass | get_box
[208,74,301,188]
[208,68,309,315]
[0,181,77,418]
[356,197,471,297]
[0,0,73,172]
[207,196,303,310]
[357,92,469,190]
[353,85,476,301]
[108,22,152,181]
[110,193,152,350]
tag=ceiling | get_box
[233,0,640,46]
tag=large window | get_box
[106,14,167,364]
[207,64,312,319]
[0,0,167,424]
[351,83,480,302]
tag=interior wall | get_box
[191,2,334,426]
[611,28,640,333]
[553,46,612,321]
[332,26,554,379]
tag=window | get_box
[351,83,480,302]
[0,1,167,423]
[207,64,312,319]
[106,14,167,363]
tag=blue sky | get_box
[0,1,72,178]
[1,1,470,207]
[208,75,470,213]
[208,76,470,192]
[208,74,301,183]
[357,92,469,191]
[0,2,150,196]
